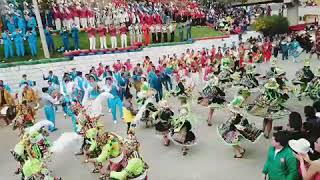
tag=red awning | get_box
[289,22,318,31]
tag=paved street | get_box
[0,35,319,180]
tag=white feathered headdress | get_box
[25,120,53,134]
[85,91,114,118]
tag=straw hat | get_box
[289,138,311,154]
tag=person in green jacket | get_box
[262,131,300,180]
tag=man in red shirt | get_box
[119,23,128,48]
[113,59,123,72]
[65,5,73,31]
[97,24,107,49]
[52,4,62,30]
[72,3,80,28]
[109,24,117,48]
[87,27,96,50]
[80,5,88,29]
[97,63,104,77]
[87,7,95,27]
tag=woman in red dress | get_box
[238,43,245,67]
[263,40,272,62]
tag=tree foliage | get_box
[254,15,289,36]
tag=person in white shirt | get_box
[135,23,142,43]
[168,23,175,42]
[155,24,162,43]
[128,25,135,46]
[162,24,168,42]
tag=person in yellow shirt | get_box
[123,94,137,134]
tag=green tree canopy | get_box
[254,15,289,36]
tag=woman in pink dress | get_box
[293,137,320,180]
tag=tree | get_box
[254,15,289,36]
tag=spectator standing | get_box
[262,131,299,180]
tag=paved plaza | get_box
[0,33,319,180]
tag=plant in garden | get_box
[254,15,289,36]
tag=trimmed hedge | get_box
[254,15,289,36]
[147,39,193,48]
[0,58,71,68]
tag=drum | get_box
[0,105,17,120]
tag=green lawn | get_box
[0,26,223,63]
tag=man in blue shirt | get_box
[43,71,60,86]
[2,30,14,59]
[106,77,123,123]
[148,68,163,102]
[24,29,38,57]
[12,28,25,57]
[71,24,80,50]
[19,74,35,88]
[44,26,55,53]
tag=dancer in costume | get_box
[11,120,59,179]
[198,73,226,126]
[217,56,234,87]
[218,90,262,158]
[292,60,315,100]
[0,83,16,125]
[87,133,122,177]
[306,68,320,101]
[247,78,289,138]
[153,100,174,146]
[289,38,302,62]
[105,130,148,180]
[135,76,157,127]
[19,82,39,111]
[218,110,262,158]
[13,100,36,135]
[109,157,148,180]
[237,64,259,89]
[170,98,196,156]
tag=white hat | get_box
[289,138,311,154]
[159,100,169,108]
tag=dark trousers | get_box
[157,32,162,43]
[170,32,175,42]
[152,33,156,43]
[282,50,288,60]
[186,30,191,40]
[179,31,184,42]
[155,88,163,102]
[162,78,172,91]
[273,47,279,58]
[163,33,168,42]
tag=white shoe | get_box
[108,109,111,113]
[113,121,117,124]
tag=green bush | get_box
[254,15,289,36]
